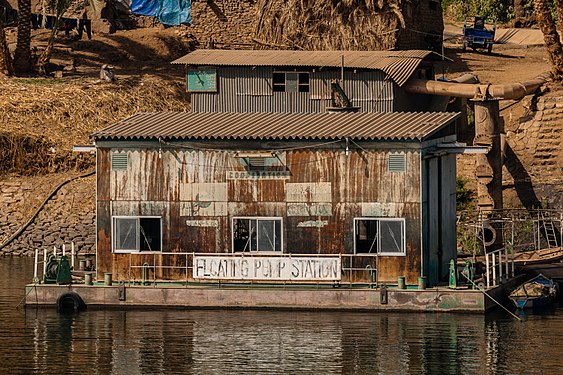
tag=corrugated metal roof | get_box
[171,50,438,86]
[92,111,459,142]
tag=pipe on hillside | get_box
[404,72,551,100]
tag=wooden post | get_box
[492,252,497,286]
[34,249,38,280]
[498,250,503,281]
[504,247,509,279]
[43,248,47,276]
[71,242,75,269]
[486,253,490,288]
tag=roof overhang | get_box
[171,49,450,86]
[91,111,460,143]
[426,142,489,156]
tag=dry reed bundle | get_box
[254,0,406,51]
[0,76,189,175]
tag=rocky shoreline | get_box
[0,174,96,256]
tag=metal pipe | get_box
[404,72,551,100]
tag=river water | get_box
[2,257,563,375]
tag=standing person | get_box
[77,7,92,40]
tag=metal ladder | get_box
[540,211,559,248]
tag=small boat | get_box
[458,247,563,267]
[509,274,559,309]
[512,247,563,265]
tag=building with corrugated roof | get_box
[92,107,461,286]
[171,49,444,113]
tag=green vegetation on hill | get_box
[442,0,515,22]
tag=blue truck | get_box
[462,16,496,53]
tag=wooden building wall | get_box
[96,143,427,284]
[191,67,397,113]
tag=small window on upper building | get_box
[272,72,310,92]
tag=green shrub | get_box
[456,176,475,211]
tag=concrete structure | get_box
[25,276,526,312]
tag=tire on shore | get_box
[56,292,86,313]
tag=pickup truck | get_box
[462,16,496,53]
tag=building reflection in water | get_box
[22,307,553,374]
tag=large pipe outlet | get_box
[404,72,550,213]
[403,72,551,101]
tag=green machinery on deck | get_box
[44,255,72,284]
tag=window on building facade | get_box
[113,216,162,252]
[272,72,310,92]
[354,218,405,255]
[232,217,283,252]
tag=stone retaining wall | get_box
[457,86,563,209]
[0,175,96,256]
[189,0,256,47]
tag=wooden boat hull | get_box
[509,274,558,310]
[509,294,555,309]
[458,247,563,267]
[512,247,563,265]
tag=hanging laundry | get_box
[131,0,159,17]
[157,0,191,26]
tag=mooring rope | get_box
[459,272,522,322]
[15,279,39,310]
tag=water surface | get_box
[2,258,563,374]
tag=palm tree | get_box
[36,0,75,74]
[534,0,563,80]
[13,0,33,74]
[0,19,13,76]
[557,0,563,31]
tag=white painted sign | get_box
[185,219,219,227]
[286,182,332,202]
[361,202,397,217]
[193,256,341,281]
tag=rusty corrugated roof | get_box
[92,111,459,142]
[171,50,438,86]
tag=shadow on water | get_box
[4,258,563,374]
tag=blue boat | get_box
[509,274,558,309]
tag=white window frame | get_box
[353,217,406,256]
[231,216,283,253]
[112,216,163,253]
[272,71,310,93]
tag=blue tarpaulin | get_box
[157,0,192,26]
[131,0,159,17]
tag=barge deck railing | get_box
[485,247,514,288]
[125,252,379,287]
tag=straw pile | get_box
[254,0,406,50]
[0,76,189,175]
